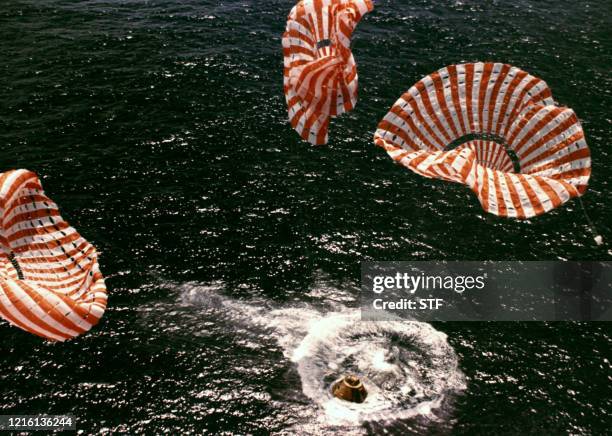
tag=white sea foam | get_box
[174,281,466,429]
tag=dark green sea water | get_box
[1,0,611,434]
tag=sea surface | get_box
[1,0,611,434]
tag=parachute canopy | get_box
[283,0,374,145]
[374,62,591,218]
[0,170,107,341]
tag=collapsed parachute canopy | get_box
[283,0,374,145]
[374,62,591,218]
[0,170,107,341]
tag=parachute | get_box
[374,62,591,218]
[283,0,374,145]
[0,170,107,341]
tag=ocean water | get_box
[1,0,611,434]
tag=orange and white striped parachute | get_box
[283,0,374,145]
[0,169,107,341]
[374,62,591,218]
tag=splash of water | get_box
[175,282,465,428]
[275,310,465,426]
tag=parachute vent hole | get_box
[316,39,332,49]
[445,133,521,173]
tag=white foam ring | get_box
[176,282,466,429]
[284,311,465,426]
